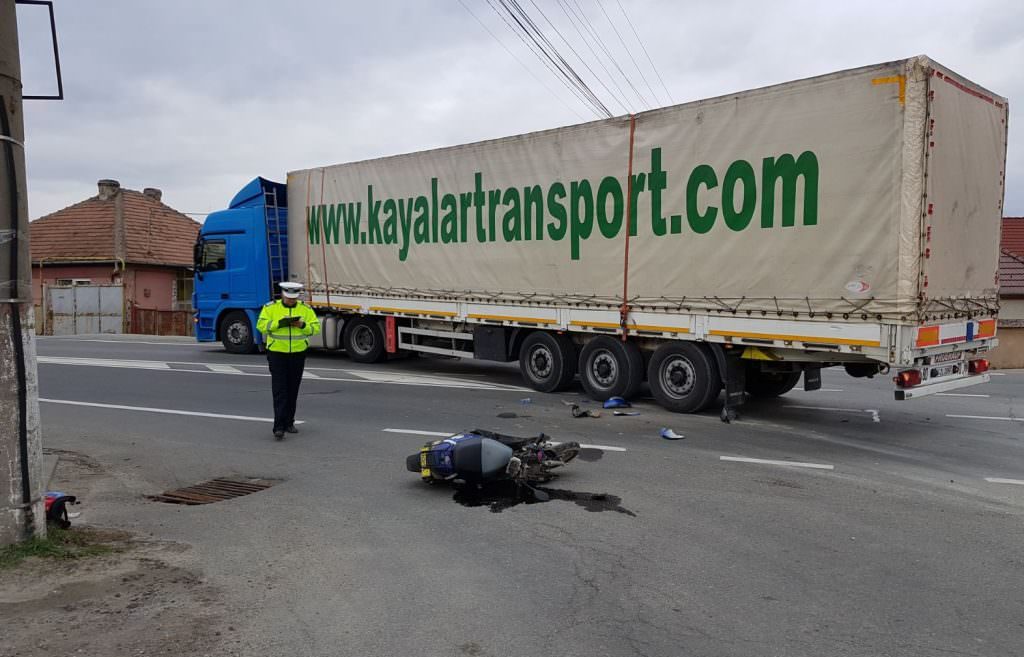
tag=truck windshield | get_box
[196,239,226,272]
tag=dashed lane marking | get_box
[381,428,627,451]
[38,398,302,424]
[935,393,990,398]
[720,456,834,471]
[984,477,1024,486]
[37,356,526,391]
[947,414,1024,422]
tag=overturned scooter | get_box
[406,430,581,501]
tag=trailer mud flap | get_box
[721,352,746,423]
[804,367,822,391]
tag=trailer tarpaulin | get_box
[289,56,1006,322]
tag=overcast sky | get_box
[14,0,1023,220]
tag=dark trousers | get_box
[267,351,306,431]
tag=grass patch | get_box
[0,527,119,570]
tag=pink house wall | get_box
[31,264,181,311]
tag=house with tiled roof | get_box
[989,217,1024,368]
[29,179,200,334]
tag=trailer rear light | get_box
[895,370,922,388]
[969,359,989,374]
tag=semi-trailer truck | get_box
[193,56,1007,415]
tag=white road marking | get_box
[984,477,1024,486]
[935,393,991,398]
[383,428,449,437]
[382,428,626,451]
[946,414,1024,422]
[38,398,302,424]
[788,405,881,423]
[39,338,203,346]
[38,356,171,370]
[989,372,1006,376]
[720,456,834,470]
[303,371,322,379]
[37,356,523,391]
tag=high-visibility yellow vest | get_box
[256,300,321,353]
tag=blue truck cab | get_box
[193,177,288,353]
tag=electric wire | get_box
[484,0,604,118]
[457,0,587,121]
[498,0,612,117]
[555,0,635,113]
[528,0,630,115]
[596,0,658,108]
[614,0,673,104]
[567,0,651,109]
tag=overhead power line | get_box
[526,0,629,115]
[614,0,673,105]
[596,0,660,108]
[566,0,652,109]
[496,0,613,118]
[457,0,587,121]
[554,0,635,113]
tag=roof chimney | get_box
[143,187,162,203]
[97,179,120,201]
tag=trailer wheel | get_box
[647,342,721,413]
[343,317,386,363]
[578,336,644,401]
[745,367,801,398]
[221,311,256,354]
[519,331,576,392]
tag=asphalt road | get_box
[34,335,1024,657]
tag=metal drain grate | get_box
[149,478,276,505]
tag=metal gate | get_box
[47,284,124,335]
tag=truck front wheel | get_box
[578,336,644,401]
[519,331,576,393]
[745,367,801,398]
[343,317,386,363]
[647,342,721,413]
[221,311,256,354]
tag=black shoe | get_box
[273,429,285,440]
[285,425,299,434]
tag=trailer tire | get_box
[221,311,256,354]
[647,342,721,413]
[745,368,801,398]
[578,336,644,401]
[343,317,386,363]
[519,331,576,393]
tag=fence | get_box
[131,307,194,336]
[45,284,124,335]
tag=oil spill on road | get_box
[576,448,604,462]
[453,481,635,516]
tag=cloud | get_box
[15,0,1023,219]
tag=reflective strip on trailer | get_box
[916,319,997,348]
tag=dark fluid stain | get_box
[496,412,518,419]
[577,448,604,462]
[453,481,635,516]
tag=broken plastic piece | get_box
[603,396,631,409]
[660,428,684,440]
[570,404,601,418]
[519,397,532,405]
[613,410,640,416]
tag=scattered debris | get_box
[613,410,640,416]
[570,404,601,418]
[603,396,632,409]
[660,428,684,440]
[519,397,532,405]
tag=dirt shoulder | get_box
[0,451,238,657]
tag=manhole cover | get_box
[148,478,276,505]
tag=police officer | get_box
[256,282,321,439]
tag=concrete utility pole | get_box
[0,0,46,545]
